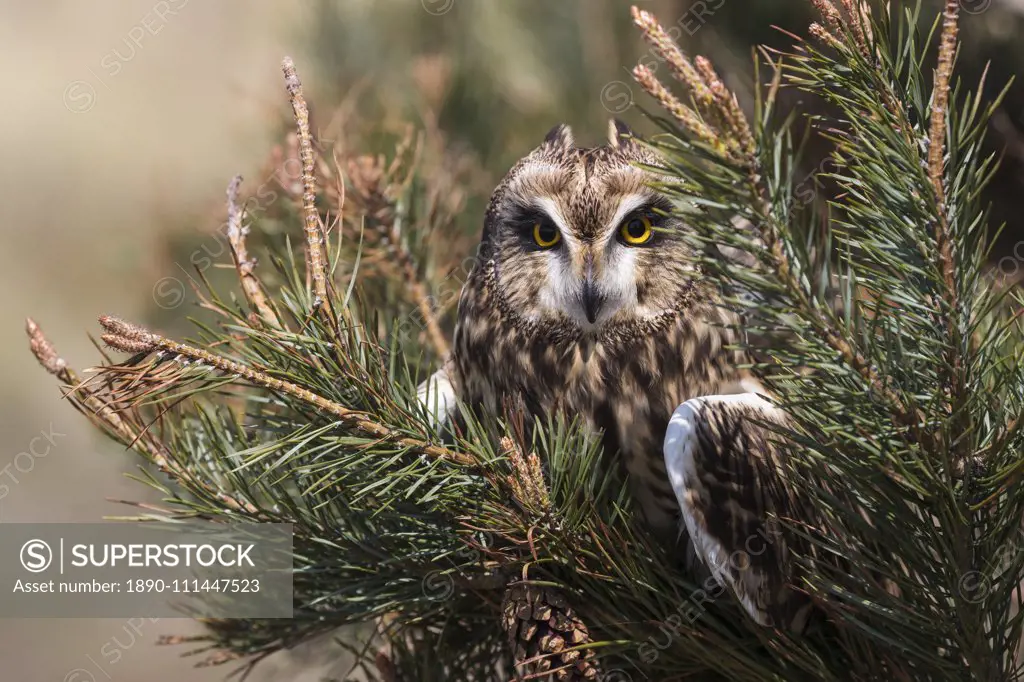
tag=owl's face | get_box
[480,121,698,343]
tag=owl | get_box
[419,120,808,628]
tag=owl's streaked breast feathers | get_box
[419,120,806,628]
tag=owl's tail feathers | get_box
[663,392,815,632]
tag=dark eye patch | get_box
[505,204,561,251]
[505,202,542,225]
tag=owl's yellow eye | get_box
[620,215,654,245]
[532,221,561,248]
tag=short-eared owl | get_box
[420,120,803,627]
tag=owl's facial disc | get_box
[526,193,673,333]
[484,125,697,342]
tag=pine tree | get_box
[26,2,1024,680]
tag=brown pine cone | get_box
[501,583,598,681]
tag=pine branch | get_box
[97,315,475,467]
[928,1,970,441]
[632,1,1024,678]
[26,318,258,515]
[344,142,451,359]
[631,6,755,167]
[633,6,929,444]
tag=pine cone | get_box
[501,583,598,680]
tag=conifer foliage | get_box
[27,2,1024,680]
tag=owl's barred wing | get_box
[416,363,458,430]
[664,393,812,629]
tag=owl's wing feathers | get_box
[664,393,812,629]
[416,362,458,430]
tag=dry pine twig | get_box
[225,174,281,328]
[25,318,258,514]
[282,56,342,331]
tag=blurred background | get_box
[3,1,1024,679]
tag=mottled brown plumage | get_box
[419,121,805,628]
[449,121,753,533]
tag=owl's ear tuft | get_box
[608,118,636,148]
[542,123,575,150]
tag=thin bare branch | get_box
[282,57,338,328]
[225,175,280,328]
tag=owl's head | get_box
[479,120,698,342]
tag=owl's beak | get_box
[581,281,602,324]
[580,255,605,324]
